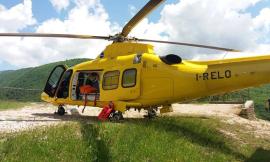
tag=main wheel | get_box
[109,111,123,122]
[57,106,65,116]
[144,109,157,119]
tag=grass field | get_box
[0,117,269,162]
[0,100,29,110]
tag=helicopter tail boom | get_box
[187,55,270,99]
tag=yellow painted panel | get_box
[141,77,173,99]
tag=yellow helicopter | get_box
[1,0,270,120]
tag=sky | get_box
[0,0,270,71]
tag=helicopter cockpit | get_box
[44,64,101,102]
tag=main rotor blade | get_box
[121,0,165,37]
[0,33,109,40]
[137,38,241,52]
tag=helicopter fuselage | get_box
[41,42,270,112]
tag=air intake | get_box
[160,54,182,65]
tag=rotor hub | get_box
[109,34,138,43]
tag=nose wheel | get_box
[56,105,66,116]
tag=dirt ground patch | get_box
[168,104,270,140]
[0,103,270,139]
[0,103,145,133]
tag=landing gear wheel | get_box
[109,111,124,122]
[144,109,157,119]
[57,106,65,116]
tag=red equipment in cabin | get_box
[79,85,97,113]
[79,85,114,120]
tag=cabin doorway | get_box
[71,71,101,101]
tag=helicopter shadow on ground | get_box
[31,112,144,123]
[79,122,111,162]
[31,113,100,122]
[30,111,211,123]
[30,113,137,162]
